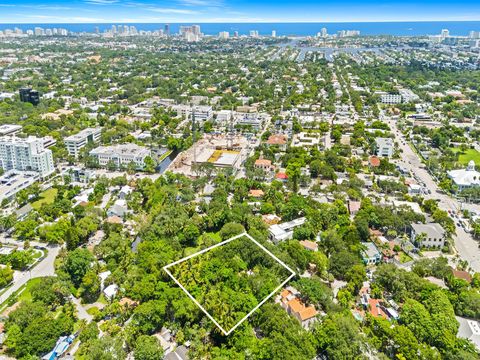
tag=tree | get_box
[63,248,94,287]
[328,250,361,280]
[30,277,69,308]
[144,156,156,174]
[219,222,245,240]
[132,300,167,334]
[0,265,13,288]
[134,335,164,360]
[314,314,365,359]
[78,335,126,360]
[286,161,301,192]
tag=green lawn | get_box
[31,188,58,210]
[450,148,480,166]
[0,277,48,310]
[399,252,413,264]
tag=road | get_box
[386,118,480,272]
[70,296,93,323]
[0,243,60,305]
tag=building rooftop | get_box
[447,161,480,187]
[411,223,445,238]
[65,127,101,142]
[90,143,150,157]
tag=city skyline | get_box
[0,0,480,24]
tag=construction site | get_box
[167,134,251,177]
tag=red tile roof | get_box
[368,298,387,319]
[369,156,381,167]
[266,134,287,145]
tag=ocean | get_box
[0,21,479,37]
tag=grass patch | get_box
[0,277,49,310]
[31,188,58,210]
[399,252,413,264]
[158,150,173,162]
[450,148,480,166]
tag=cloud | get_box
[179,0,223,6]
[84,0,119,5]
[22,5,74,10]
[146,7,199,14]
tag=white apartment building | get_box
[65,127,102,158]
[0,136,55,177]
[89,143,151,170]
[375,137,394,157]
[399,88,420,103]
[218,31,230,39]
[380,94,402,105]
[193,106,213,122]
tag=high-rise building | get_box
[441,29,450,39]
[0,136,55,177]
[191,25,201,36]
[34,27,44,36]
[249,30,259,38]
[321,27,327,37]
[111,25,117,34]
[219,31,229,39]
[234,31,239,37]
[164,24,170,36]
[272,30,276,37]
[95,26,100,34]
[19,88,40,106]
[469,31,480,39]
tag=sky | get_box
[0,0,480,23]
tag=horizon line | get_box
[1,19,480,25]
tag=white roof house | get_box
[103,284,118,300]
[456,316,480,350]
[447,161,480,191]
[268,217,306,243]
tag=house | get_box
[103,284,118,300]
[456,316,480,351]
[348,200,361,216]
[278,287,318,329]
[368,298,388,319]
[375,137,394,158]
[299,240,318,252]
[249,189,264,198]
[107,199,129,218]
[408,183,423,195]
[106,215,123,225]
[118,185,133,200]
[452,268,472,283]
[268,217,306,243]
[361,242,381,265]
[369,156,381,168]
[266,134,288,151]
[411,223,446,248]
[447,161,480,191]
[165,345,189,360]
[254,158,274,172]
[15,203,32,221]
[275,172,288,182]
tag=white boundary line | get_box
[163,232,296,335]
